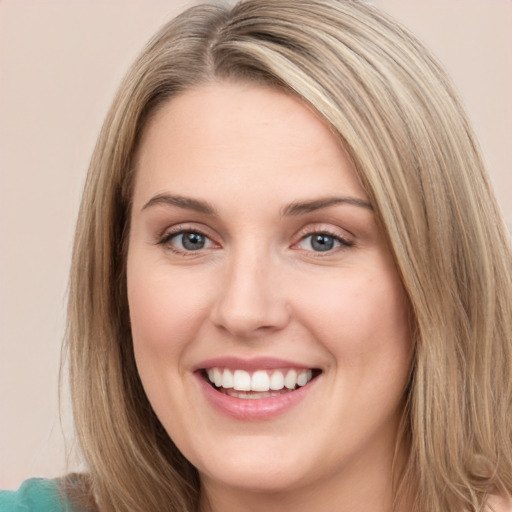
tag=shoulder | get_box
[0,478,68,512]
[0,476,96,512]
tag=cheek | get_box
[126,258,214,424]
[127,258,212,360]
[295,268,411,366]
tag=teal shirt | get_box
[0,479,73,512]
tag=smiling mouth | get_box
[202,367,322,400]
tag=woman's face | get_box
[127,82,412,501]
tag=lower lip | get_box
[196,373,318,421]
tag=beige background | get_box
[1,0,511,489]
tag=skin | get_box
[127,82,413,512]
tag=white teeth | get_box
[222,369,234,389]
[233,370,251,391]
[269,370,285,390]
[251,370,270,392]
[213,368,223,387]
[297,369,312,387]
[284,369,297,389]
[206,367,315,392]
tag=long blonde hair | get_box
[65,1,512,510]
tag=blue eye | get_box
[297,232,352,252]
[308,234,338,252]
[180,232,206,250]
[163,230,214,252]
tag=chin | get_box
[199,460,308,494]
[190,435,319,493]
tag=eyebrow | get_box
[282,196,373,216]
[141,193,372,216]
[142,193,217,215]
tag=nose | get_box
[210,249,291,338]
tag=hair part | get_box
[65,1,512,511]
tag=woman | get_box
[2,0,511,511]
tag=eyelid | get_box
[154,222,354,256]
[291,224,355,252]
[156,223,220,254]
[156,222,215,241]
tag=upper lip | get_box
[193,356,317,372]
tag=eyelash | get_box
[157,226,354,256]
[294,229,354,255]
[157,227,216,255]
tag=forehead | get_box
[132,82,367,208]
